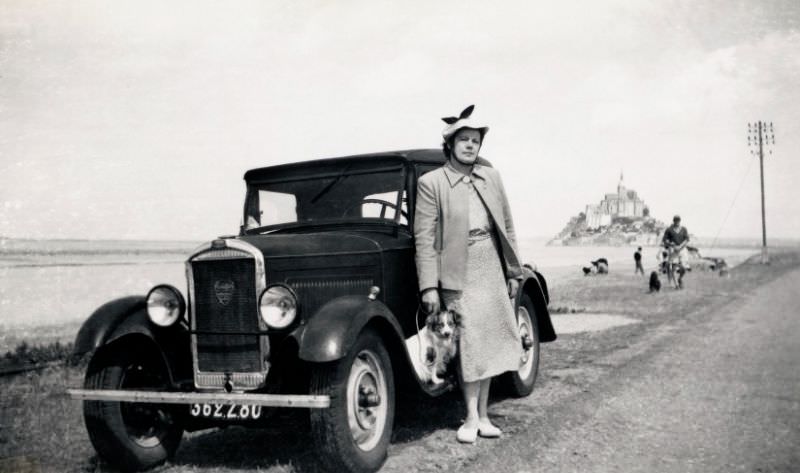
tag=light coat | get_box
[414,161,523,292]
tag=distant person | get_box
[662,215,690,289]
[634,247,644,275]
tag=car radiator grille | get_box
[191,258,261,373]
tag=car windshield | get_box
[243,160,408,231]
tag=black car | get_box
[68,149,556,473]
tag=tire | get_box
[499,293,540,397]
[83,346,183,472]
[309,329,395,473]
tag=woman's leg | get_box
[477,377,501,436]
[457,380,481,442]
[462,380,480,427]
[477,377,491,421]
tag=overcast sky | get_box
[1,0,798,241]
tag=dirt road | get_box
[455,267,800,473]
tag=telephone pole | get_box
[747,121,775,264]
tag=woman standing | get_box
[414,105,524,443]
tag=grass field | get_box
[1,250,798,473]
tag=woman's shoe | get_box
[456,424,478,444]
[477,421,501,438]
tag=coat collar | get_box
[443,161,488,188]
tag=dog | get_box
[423,309,460,384]
[592,258,609,274]
[649,271,661,293]
[582,266,593,276]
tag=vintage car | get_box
[68,149,556,473]
[682,246,728,272]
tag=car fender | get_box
[73,296,147,356]
[293,295,406,363]
[515,272,557,343]
[73,295,192,383]
[533,269,550,304]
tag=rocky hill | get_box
[549,213,667,246]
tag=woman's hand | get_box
[421,288,440,315]
[507,278,519,299]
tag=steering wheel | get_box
[343,199,408,220]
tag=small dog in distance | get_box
[424,309,460,384]
[649,271,662,293]
[592,258,609,274]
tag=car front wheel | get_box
[83,345,183,472]
[309,328,395,473]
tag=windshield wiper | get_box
[311,164,351,204]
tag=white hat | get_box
[441,105,489,141]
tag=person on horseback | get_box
[662,215,690,289]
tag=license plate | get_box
[189,403,262,420]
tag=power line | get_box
[708,158,755,253]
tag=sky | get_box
[1,0,798,242]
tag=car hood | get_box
[237,232,383,258]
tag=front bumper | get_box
[67,389,330,409]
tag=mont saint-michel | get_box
[549,174,666,246]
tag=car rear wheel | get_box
[83,346,183,472]
[309,328,395,473]
[499,293,540,397]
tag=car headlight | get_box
[259,285,297,329]
[146,285,186,327]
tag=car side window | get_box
[246,190,298,229]
[360,190,408,226]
